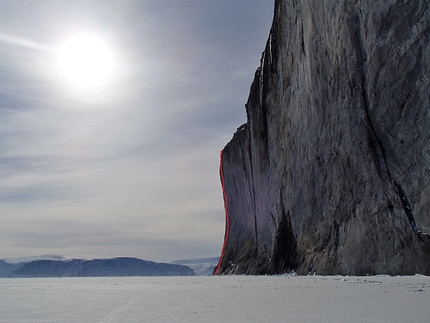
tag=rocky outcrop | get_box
[215,0,430,275]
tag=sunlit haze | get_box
[0,0,274,262]
[58,34,115,89]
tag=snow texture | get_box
[0,275,428,322]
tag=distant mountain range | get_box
[171,257,219,276]
[0,255,197,277]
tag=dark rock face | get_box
[1,257,195,277]
[215,0,430,275]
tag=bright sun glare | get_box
[58,34,114,88]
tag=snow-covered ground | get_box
[0,275,428,322]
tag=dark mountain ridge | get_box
[0,257,195,277]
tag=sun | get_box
[58,34,114,88]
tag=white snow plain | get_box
[0,275,428,323]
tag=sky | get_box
[0,0,274,262]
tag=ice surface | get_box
[0,275,428,322]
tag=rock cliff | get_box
[215,0,430,275]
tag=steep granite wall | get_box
[215,0,430,275]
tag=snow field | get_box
[0,275,428,323]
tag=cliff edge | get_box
[215,0,430,275]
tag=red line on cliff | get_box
[214,150,230,275]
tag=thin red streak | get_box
[214,150,230,275]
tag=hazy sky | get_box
[0,0,274,262]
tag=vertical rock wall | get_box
[216,0,430,275]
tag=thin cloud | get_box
[0,0,274,261]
